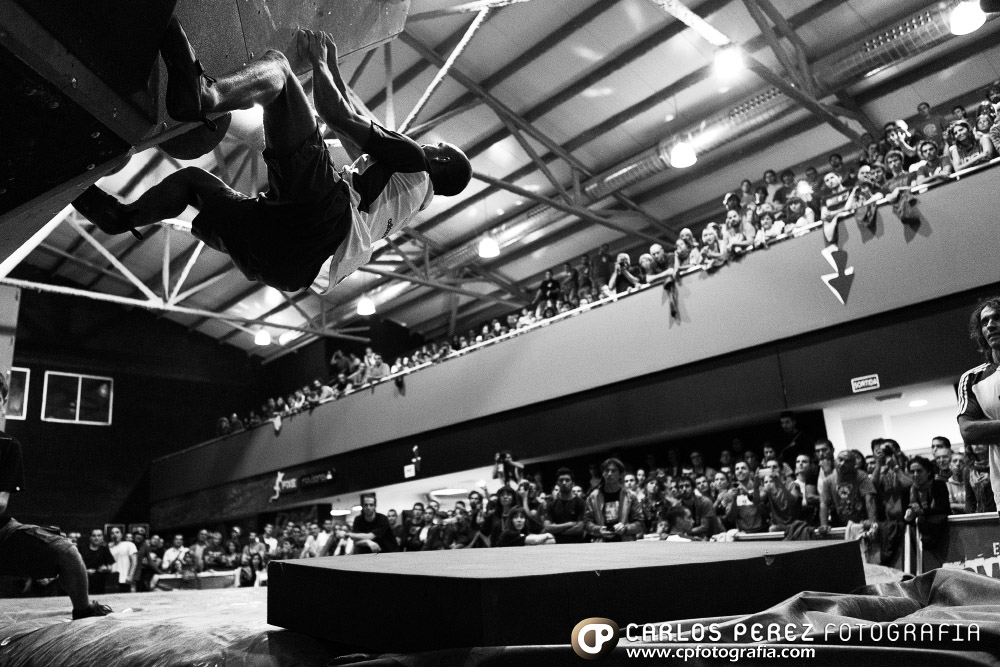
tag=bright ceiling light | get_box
[330,508,352,517]
[909,399,929,408]
[478,237,500,258]
[664,112,675,122]
[714,46,743,77]
[357,296,376,316]
[950,1,986,34]
[278,330,301,346]
[669,141,697,168]
[254,328,272,346]
[351,505,363,512]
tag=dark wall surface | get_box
[5,284,265,531]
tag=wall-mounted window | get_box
[41,372,113,425]
[5,368,29,421]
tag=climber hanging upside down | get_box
[72,19,472,293]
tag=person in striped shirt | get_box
[957,297,1000,520]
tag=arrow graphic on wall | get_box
[821,245,854,306]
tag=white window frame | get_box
[5,367,30,421]
[41,371,114,425]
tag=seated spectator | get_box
[965,443,996,514]
[366,354,390,382]
[607,253,641,294]
[532,269,562,316]
[240,552,265,587]
[860,140,884,168]
[718,462,766,533]
[676,475,722,538]
[660,505,700,541]
[218,540,242,569]
[484,485,520,546]
[945,451,966,514]
[80,528,115,594]
[762,170,781,203]
[772,169,797,205]
[215,416,230,437]
[498,508,555,547]
[332,373,353,395]
[903,456,950,546]
[677,227,700,252]
[700,224,727,271]
[723,209,753,257]
[160,534,188,573]
[828,152,857,188]
[883,121,918,167]
[330,349,351,378]
[949,119,995,170]
[882,150,913,201]
[914,101,946,147]
[542,468,586,544]
[791,455,820,524]
[818,451,877,535]
[974,112,994,143]
[753,210,785,247]
[761,460,802,531]
[229,413,244,432]
[583,457,644,542]
[637,253,654,284]
[312,379,336,402]
[560,262,579,303]
[246,410,262,427]
[645,244,673,282]
[913,140,953,185]
[671,237,702,275]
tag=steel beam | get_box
[398,8,490,134]
[473,171,664,246]
[358,266,523,307]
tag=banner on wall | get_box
[269,469,336,502]
[924,514,1000,577]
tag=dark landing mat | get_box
[0,566,994,667]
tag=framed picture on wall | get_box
[41,371,113,425]
[103,524,125,541]
[5,367,29,421]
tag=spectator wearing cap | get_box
[583,457,644,542]
[913,140,953,185]
[949,118,995,171]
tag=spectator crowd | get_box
[212,87,1000,437]
[39,412,987,602]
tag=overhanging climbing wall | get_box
[0,0,410,266]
